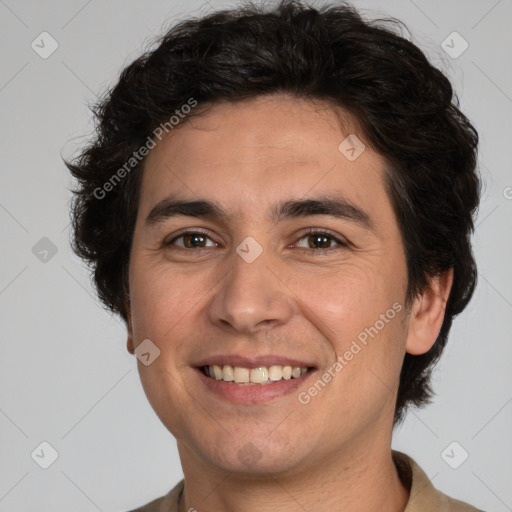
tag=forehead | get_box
[137,94,393,227]
[146,94,363,167]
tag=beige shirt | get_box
[126,451,483,512]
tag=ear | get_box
[125,301,135,355]
[405,268,454,355]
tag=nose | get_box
[207,245,295,334]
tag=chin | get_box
[198,434,307,477]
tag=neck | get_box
[177,438,409,512]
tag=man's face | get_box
[127,94,411,475]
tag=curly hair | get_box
[66,0,480,425]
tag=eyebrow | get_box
[145,194,374,231]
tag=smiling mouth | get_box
[201,364,313,385]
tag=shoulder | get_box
[392,451,485,512]
[122,480,184,512]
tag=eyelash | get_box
[164,228,348,255]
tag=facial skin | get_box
[126,93,453,512]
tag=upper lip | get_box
[193,355,317,368]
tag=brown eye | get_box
[306,233,332,249]
[165,231,217,249]
[295,230,347,252]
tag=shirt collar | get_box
[157,450,478,511]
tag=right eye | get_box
[165,230,219,250]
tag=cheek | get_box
[129,261,200,342]
[128,264,203,429]
[293,259,408,411]
[291,259,404,344]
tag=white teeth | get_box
[268,365,283,381]
[204,364,310,384]
[233,366,250,383]
[250,367,268,384]
[213,364,223,380]
[222,364,234,381]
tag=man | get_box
[66,1,483,510]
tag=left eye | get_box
[295,231,347,251]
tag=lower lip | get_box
[194,367,316,404]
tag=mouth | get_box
[193,358,317,404]
[200,364,313,385]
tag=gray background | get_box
[1,0,511,510]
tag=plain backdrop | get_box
[1,0,511,511]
